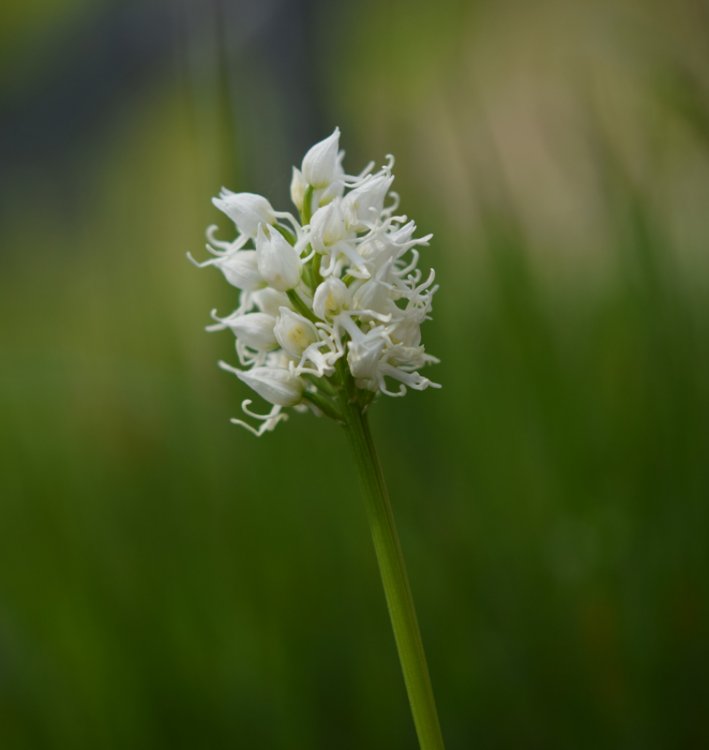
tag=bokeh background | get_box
[2,0,708,747]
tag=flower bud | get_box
[273,307,319,358]
[301,127,342,188]
[290,167,307,213]
[215,249,263,291]
[255,225,301,292]
[213,191,276,238]
[235,366,304,406]
[313,277,350,320]
[224,312,277,351]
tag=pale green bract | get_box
[191,128,440,435]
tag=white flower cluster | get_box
[192,128,439,435]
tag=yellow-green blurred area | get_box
[1,0,708,747]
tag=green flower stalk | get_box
[191,129,445,749]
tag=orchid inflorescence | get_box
[191,128,440,435]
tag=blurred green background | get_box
[1,0,708,747]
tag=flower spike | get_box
[192,129,439,434]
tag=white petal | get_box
[352,278,393,314]
[309,201,350,252]
[301,128,342,188]
[273,307,319,358]
[224,312,277,350]
[213,191,276,237]
[343,175,394,229]
[251,288,291,317]
[347,328,387,379]
[235,366,304,406]
[388,317,422,348]
[313,277,350,320]
[255,225,302,292]
[214,250,263,290]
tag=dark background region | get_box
[1,0,708,748]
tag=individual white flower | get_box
[387,316,422,348]
[222,364,304,407]
[310,201,368,276]
[255,224,302,292]
[309,202,350,252]
[343,174,395,230]
[301,127,342,188]
[212,249,264,291]
[273,307,319,359]
[212,191,276,238]
[221,311,277,351]
[351,274,397,318]
[313,277,350,320]
[347,327,389,384]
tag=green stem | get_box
[343,404,446,750]
[302,390,341,421]
[311,252,322,281]
[301,185,314,225]
[286,289,318,323]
